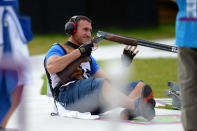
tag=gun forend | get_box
[97,31,137,46]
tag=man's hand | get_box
[121,45,139,67]
[79,43,93,57]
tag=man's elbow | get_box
[46,64,57,74]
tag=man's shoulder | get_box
[49,43,66,52]
[45,43,66,60]
[51,43,64,49]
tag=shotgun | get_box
[57,31,178,84]
[97,31,178,53]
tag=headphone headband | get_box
[71,16,78,21]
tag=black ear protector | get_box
[65,16,78,35]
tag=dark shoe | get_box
[142,84,154,103]
[120,84,156,121]
[121,98,155,121]
[134,97,156,121]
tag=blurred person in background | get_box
[172,0,197,130]
[44,15,156,121]
[0,0,33,129]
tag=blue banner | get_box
[0,0,18,6]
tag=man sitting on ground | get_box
[44,15,156,120]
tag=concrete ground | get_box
[6,39,183,131]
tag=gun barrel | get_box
[105,33,138,46]
[137,39,178,53]
[97,31,178,53]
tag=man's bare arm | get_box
[93,69,110,80]
[46,49,81,74]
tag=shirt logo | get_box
[187,0,197,17]
[180,0,197,21]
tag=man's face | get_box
[72,20,92,45]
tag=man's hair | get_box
[69,15,92,27]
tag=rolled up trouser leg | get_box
[57,78,109,115]
[178,48,197,131]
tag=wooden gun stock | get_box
[56,56,88,84]
[105,33,138,46]
[97,31,137,46]
[56,36,104,84]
